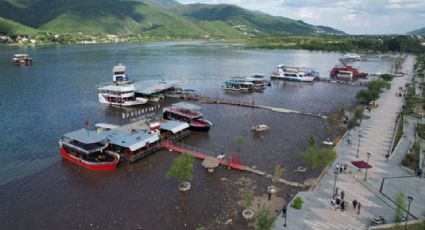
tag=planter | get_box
[242,209,254,220]
[178,181,191,191]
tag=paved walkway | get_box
[275,56,425,229]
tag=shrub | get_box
[381,74,394,81]
[292,197,304,209]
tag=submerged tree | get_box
[301,146,336,170]
[166,153,195,191]
[272,165,284,184]
[234,135,245,153]
[255,205,276,230]
[307,135,316,148]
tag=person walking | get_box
[352,199,358,209]
[357,202,361,215]
[336,163,340,173]
[341,190,345,201]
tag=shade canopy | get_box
[351,160,372,169]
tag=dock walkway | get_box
[198,97,326,119]
[161,141,306,188]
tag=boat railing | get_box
[166,107,202,118]
[61,140,108,154]
[168,141,217,156]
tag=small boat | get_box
[251,124,270,132]
[339,53,361,62]
[330,62,368,79]
[271,65,315,82]
[336,70,354,81]
[163,102,212,131]
[222,81,254,92]
[323,139,334,146]
[12,54,32,65]
[98,64,148,106]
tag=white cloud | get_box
[177,0,425,34]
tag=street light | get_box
[332,171,338,198]
[405,196,414,230]
[356,129,362,158]
[364,152,371,181]
[282,192,293,227]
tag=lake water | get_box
[0,42,393,229]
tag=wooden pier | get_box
[198,96,326,119]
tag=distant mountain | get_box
[408,27,425,36]
[0,16,40,36]
[0,0,345,38]
[176,4,345,36]
[141,0,181,9]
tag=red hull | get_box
[60,147,119,171]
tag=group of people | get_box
[395,86,407,97]
[336,162,348,174]
[331,187,361,214]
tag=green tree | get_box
[325,114,336,137]
[167,154,195,187]
[255,205,276,230]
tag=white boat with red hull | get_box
[163,102,212,132]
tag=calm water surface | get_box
[0,42,393,229]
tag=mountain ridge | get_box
[0,0,346,37]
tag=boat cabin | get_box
[112,63,130,84]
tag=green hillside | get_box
[0,16,41,36]
[408,27,425,36]
[176,4,345,36]
[0,0,345,38]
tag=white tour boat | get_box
[98,64,148,106]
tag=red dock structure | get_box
[161,141,246,171]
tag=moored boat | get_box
[163,102,212,131]
[271,65,319,81]
[330,62,368,79]
[222,80,254,92]
[59,129,120,170]
[98,64,148,106]
[336,70,354,81]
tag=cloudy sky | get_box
[177,0,425,34]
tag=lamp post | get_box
[332,171,338,198]
[364,152,371,181]
[356,129,362,158]
[282,192,292,227]
[405,196,413,230]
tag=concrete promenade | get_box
[275,56,425,229]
